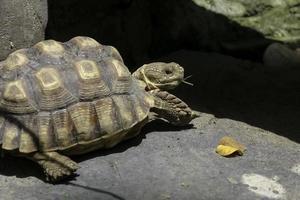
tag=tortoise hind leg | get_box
[27,152,79,182]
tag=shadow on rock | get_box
[160,50,300,143]
[46,0,273,65]
[75,119,195,162]
[0,119,195,181]
[0,156,43,180]
[67,182,126,200]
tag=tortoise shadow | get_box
[0,157,126,199]
[66,182,126,200]
[75,119,195,161]
[0,119,194,182]
[0,156,44,179]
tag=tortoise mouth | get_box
[159,75,183,83]
[151,80,181,90]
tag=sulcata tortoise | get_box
[0,36,198,182]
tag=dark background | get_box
[46,0,273,66]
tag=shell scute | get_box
[74,59,110,99]
[4,49,29,70]
[70,36,101,50]
[34,67,78,110]
[93,97,120,135]
[67,102,100,141]
[0,79,38,113]
[2,120,19,150]
[34,40,65,57]
[52,109,76,148]
[105,58,132,94]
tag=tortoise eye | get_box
[165,69,172,75]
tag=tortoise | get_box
[0,36,198,182]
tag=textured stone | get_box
[45,0,300,65]
[0,0,48,60]
[0,50,299,200]
[0,113,299,200]
[263,43,300,71]
[1,1,299,64]
[193,0,300,43]
[46,0,270,65]
[193,0,247,17]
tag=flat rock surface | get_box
[0,50,299,200]
[0,0,47,60]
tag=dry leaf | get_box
[219,136,246,152]
[216,144,243,156]
[216,136,246,157]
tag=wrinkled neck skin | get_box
[132,66,158,91]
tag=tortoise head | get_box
[132,62,184,91]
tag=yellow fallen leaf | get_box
[216,136,246,157]
[219,136,246,152]
[216,144,243,156]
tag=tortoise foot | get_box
[30,152,79,182]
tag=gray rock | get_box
[46,0,271,65]
[0,0,48,60]
[0,50,299,200]
[2,0,299,64]
[193,0,247,17]
[224,0,300,43]
[0,114,299,200]
[189,0,300,44]
[263,43,300,71]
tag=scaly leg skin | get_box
[149,89,199,126]
[28,152,79,182]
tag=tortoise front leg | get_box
[149,89,199,126]
[27,152,79,182]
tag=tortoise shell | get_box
[0,36,152,154]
